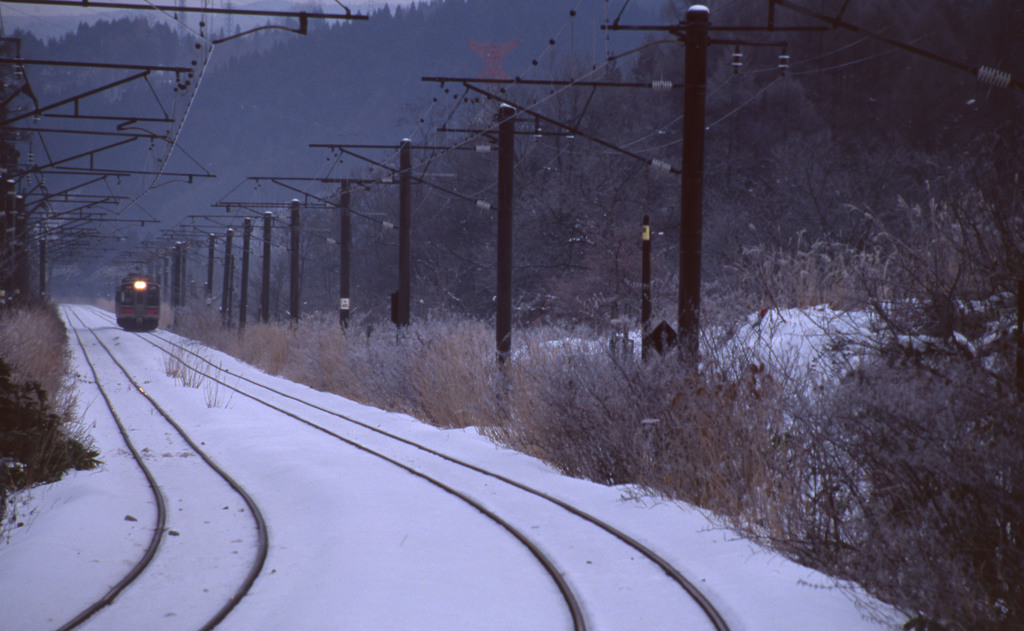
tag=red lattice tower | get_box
[469,41,519,80]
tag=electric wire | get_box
[706,75,781,130]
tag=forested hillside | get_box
[13,0,1020,323]
[13,0,659,304]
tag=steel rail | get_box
[63,306,269,631]
[95,306,730,631]
[143,337,585,630]
[57,307,168,631]
[83,306,586,630]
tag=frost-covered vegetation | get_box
[175,159,1023,630]
[11,0,1020,626]
[0,301,99,531]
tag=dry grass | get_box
[727,237,888,313]
[170,186,1020,629]
[1,300,98,531]
[174,308,505,428]
[408,319,499,428]
[0,303,74,420]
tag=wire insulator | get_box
[476,200,492,211]
[475,144,492,152]
[382,221,395,230]
[650,159,672,173]
[731,47,743,74]
[651,80,674,90]
[977,66,1012,88]
[777,53,790,76]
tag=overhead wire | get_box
[706,75,781,130]
[116,0,215,214]
[345,2,622,210]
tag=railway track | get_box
[60,307,269,630]
[71,306,586,630]
[82,305,731,631]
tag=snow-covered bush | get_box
[172,148,1021,629]
[729,150,1024,630]
[0,301,98,533]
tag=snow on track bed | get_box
[54,307,268,631]
[90,306,728,631]
[2,304,903,631]
[76,306,585,630]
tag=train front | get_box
[115,274,160,331]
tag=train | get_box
[115,273,161,331]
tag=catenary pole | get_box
[38,236,46,297]
[221,228,234,324]
[496,104,516,363]
[206,233,215,301]
[679,4,709,364]
[398,139,411,326]
[641,215,652,360]
[289,199,300,322]
[339,181,351,327]
[240,218,252,328]
[171,242,182,307]
[261,211,272,322]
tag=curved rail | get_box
[64,308,270,631]
[109,307,730,631]
[57,308,168,631]
[77,306,586,631]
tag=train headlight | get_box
[133,280,148,291]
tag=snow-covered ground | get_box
[0,305,903,630]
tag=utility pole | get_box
[641,215,651,361]
[206,233,215,302]
[1017,278,1024,394]
[260,211,272,322]
[496,105,516,362]
[171,242,182,307]
[338,181,351,327]
[13,196,27,299]
[180,242,189,306]
[38,234,46,298]
[678,4,709,364]
[240,217,252,329]
[225,253,234,322]
[398,139,411,326]
[289,199,300,323]
[261,211,272,322]
[0,181,7,301]
[221,228,234,325]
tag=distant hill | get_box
[8,0,662,284]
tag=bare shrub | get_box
[0,301,73,401]
[727,149,1024,629]
[492,326,789,517]
[0,300,98,531]
[164,170,1021,630]
[317,317,500,422]
[203,372,231,408]
[171,302,237,352]
[235,322,296,376]
[776,359,1023,631]
[408,318,499,428]
[728,235,888,313]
